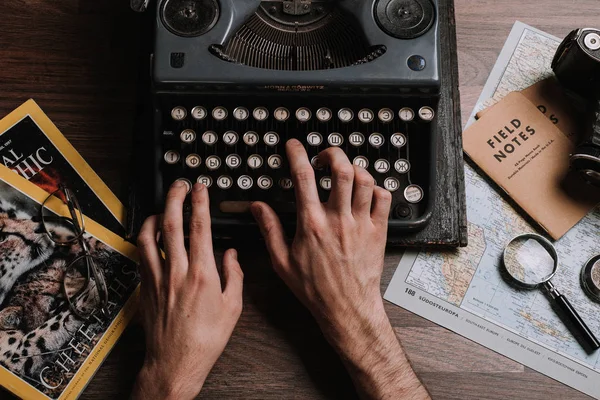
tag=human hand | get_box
[132,181,244,400]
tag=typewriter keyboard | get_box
[156,95,437,228]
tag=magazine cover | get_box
[0,164,140,400]
[0,100,127,236]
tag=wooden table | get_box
[0,1,598,399]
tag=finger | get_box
[188,183,216,275]
[222,249,244,316]
[371,186,393,226]
[250,202,291,274]
[351,166,375,218]
[162,180,190,276]
[318,147,354,213]
[137,215,163,288]
[286,139,321,212]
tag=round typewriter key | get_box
[404,184,424,203]
[316,108,333,122]
[349,132,365,147]
[223,131,239,146]
[418,106,435,122]
[279,178,294,190]
[296,107,312,122]
[395,159,411,174]
[311,156,324,170]
[320,177,332,191]
[328,133,344,147]
[384,177,400,192]
[233,107,249,121]
[185,154,202,169]
[171,106,187,121]
[307,132,323,147]
[247,154,264,169]
[225,154,242,169]
[273,107,290,122]
[237,175,254,190]
[257,175,273,190]
[197,175,213,188]
[253,107,269,122]
[164,150,180,165]
[358,109,374,123]
[374,159,390,174]
[175,178,193,194]
[243,131,259,146]
[399,108,415,122]
[191,106,207,120]
[369,133,385,148]
[338,108,354,123]
[264,132,280,147]
[180,129,196,144]
[202,131,218,146]
[268,154,283,169]
[391,133,407,148]
[206,155,221,171]
[217,175,233,190]
[212,106,228,121]
[353,156,369,169]
[378,108,394,123]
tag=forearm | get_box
[322,301,430,400]
[131,362,207,400]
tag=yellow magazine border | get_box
[0,164,139,400]
[0,99,127,229]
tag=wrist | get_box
[133,362,204,400]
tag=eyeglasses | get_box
[40,184,109,319]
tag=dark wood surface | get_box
[0,1,598,399]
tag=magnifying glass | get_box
[503,233,600,351]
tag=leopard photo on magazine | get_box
[0,180,138,399]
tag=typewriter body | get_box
[136,0,443,241]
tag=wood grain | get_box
[0,0,598,399]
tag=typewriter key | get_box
[418,106,435,122]
[353,156,369,169]
[258,176,273,190]
[185,154,202,169]
[358,109,374,123]
[374,159,391,174]
[378,108,394,123]
[164,150,180,165]
[175,178,193,194]
[197,175,213,188]
[191,106,207,120]
[399,108,415,122]
[171,106,187,121]
[296,108,312,122]
[395,159,411,174]
[217,176,233,190]
[391,133,407,148]
[338,108,354,123]
[264,132,280,147]
[233,107,249,121]
[180,129,196,144]
[202,131,218,146]
[349,132,365,147]
[268,155,283,169]
[237,176,254,190]
[223,131,239,146]
[369,133,385,148]
[316,108,333,122]
[384,177,400,192]
[253,107,269,121]
[328,133,344,147]
[279,178,294,190]
[274,107,290,122]
[243,131,259,146]
[307,132,323,147]
[225,154,242,169]
[247,154,264,169]
[320,177,332,191]
[311,156,324,170]
[404,184,424,203]
[206,156,221,171]
[212,107,228,121]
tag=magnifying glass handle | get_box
[551,292,600,350]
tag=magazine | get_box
[0,100,127,237]
[0,164,140,400]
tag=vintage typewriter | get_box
[131,0,446,241]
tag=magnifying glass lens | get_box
[504,237,556,286]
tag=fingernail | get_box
[230,249,238,260]
[172,180,186,188]
[251,204,262,218]
[193,183,205,192]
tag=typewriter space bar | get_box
[219,201,297,214]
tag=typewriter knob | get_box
[375,0,435,40]
[161,0,219,37]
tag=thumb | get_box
[222,249,243,315]
[251,202,290,272]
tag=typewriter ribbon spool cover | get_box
[129,0,468,246]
